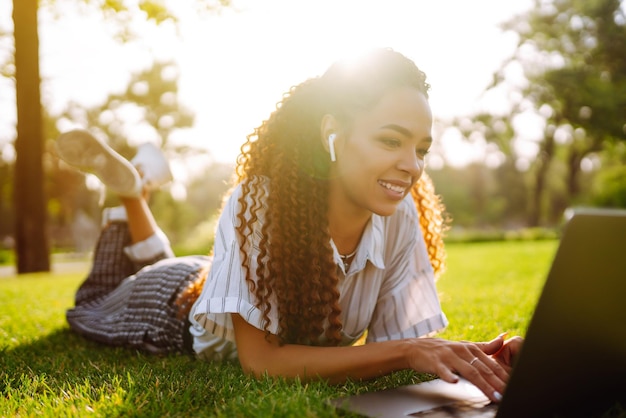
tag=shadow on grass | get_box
[1,328,398,416]
[1,328,260,416]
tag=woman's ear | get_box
[320,114,340,160]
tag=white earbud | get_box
[328,134,337,162]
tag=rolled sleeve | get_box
[190,181,279,346]
[123,229,174,262]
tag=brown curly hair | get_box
[177,48,448,346]
[411,172,449,279]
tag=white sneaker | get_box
[56,130,142,197]
[130,143,173,191]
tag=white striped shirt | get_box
[189,181,448,360]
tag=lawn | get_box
[0,240,557,417]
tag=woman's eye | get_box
[416,148,430,158]
[381,138,401,147]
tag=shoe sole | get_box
[56,130,140,197]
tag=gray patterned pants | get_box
[66,222,210,354]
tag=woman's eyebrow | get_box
[380,124,413,137]
[380,124,433,144]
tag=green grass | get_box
[0,241,557,417]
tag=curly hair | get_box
[177,49,448,345]
[411,172,449,279]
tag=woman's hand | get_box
[402,337,510,403]
[481,335,524,372]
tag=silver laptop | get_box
[332,208,626,418]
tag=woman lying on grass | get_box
[59,48,522,403]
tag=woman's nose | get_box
[398,151,424,177]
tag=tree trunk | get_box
[528,130,555,227]
[13,0,50,273]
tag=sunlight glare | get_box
[0,0,537,169]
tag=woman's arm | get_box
[232,314,509,403]
[232,314,406,382]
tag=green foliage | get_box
[429,162,569,230]
[1,241,557,416]
[0,249,12,264]
[452,0,626,227]
[429,164,527,228]
[138,0,177,25]
[172,214,219,256]
[58,59,194,153]
[0,162,14,241]
[591,141,626,208]
[37,0,230,42]
[150,161,233,251]
[591,165,626,207]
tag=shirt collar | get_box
[330,214,386,274]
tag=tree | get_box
[515,0,625,218]
[59,61,194,153]
[12,0,50,273]
[457,0,626,226]
[6,0,231,273]
[590,141,626,207]
[450,112,530,226]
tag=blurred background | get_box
[2,0,625,273]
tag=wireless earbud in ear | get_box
[328,134,337,162]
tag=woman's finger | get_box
[456,355,506,403]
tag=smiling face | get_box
[326,87,433,218]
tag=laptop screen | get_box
[496,208,626,417]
